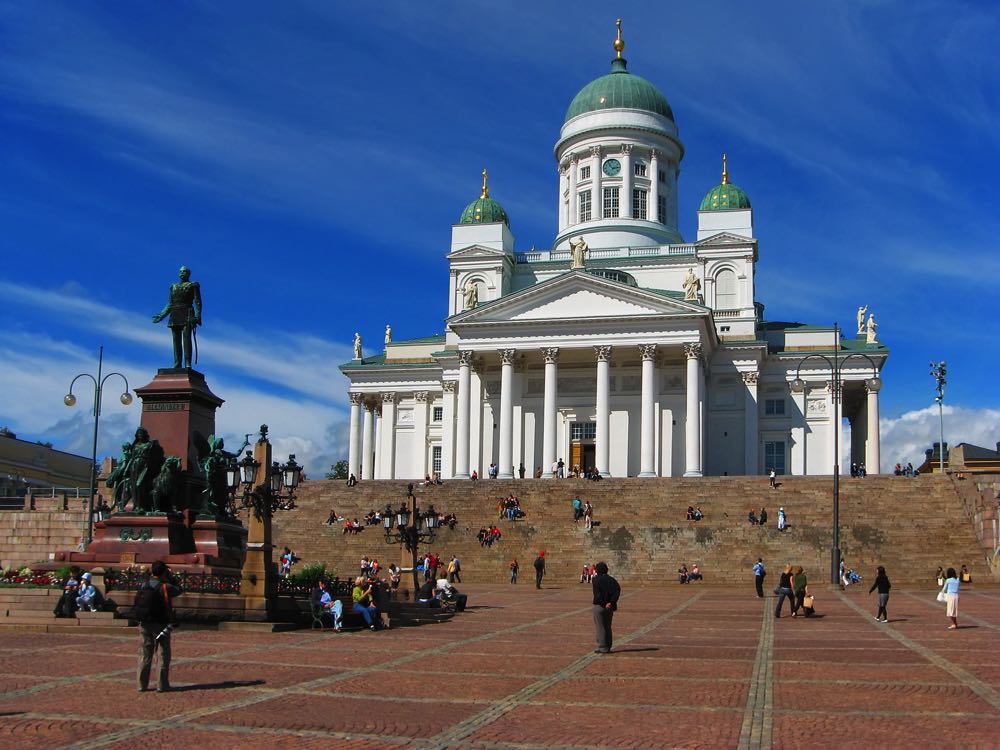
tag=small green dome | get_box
[459,169,509,226]
[699,154,751,211]
[699,183,751,211]
[459,196,509,225]
[565,58,674,123]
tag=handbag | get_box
[803,595,815,608]
[936,589,947,603]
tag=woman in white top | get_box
[941,567,960,629]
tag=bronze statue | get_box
[197,434,249,516]
[105,442,134,512]
[152,266,202,369]
[127,427,165,514]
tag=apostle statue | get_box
[463,280,479,310]
[682,268,701,301]
[865,313,878,344]
[353,332,362,360]
[152,266,202,369]
[857,305,868,335]
[384,324,392,346]
[570,237,589,269]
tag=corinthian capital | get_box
[542,347,560,364]
[349,392,363,406]
[498,349,517,366]
[638,343,657,361]
[594,345,613,362]
[683,343,703,360]
[458,350,475,367]
[741,371,759,386]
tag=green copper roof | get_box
[700,182,751,211]
[565,58,674,123]
[459,196,509,226]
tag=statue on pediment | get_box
[866,313,878,344]
[570,237,589,269]
[682,268,701,301]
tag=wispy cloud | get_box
[879,404,1000,470]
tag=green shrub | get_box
[290,563,329,587]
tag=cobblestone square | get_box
[0,584,997,749]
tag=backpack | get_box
[133,582,168,624]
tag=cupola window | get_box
[716,269,738,309]
[657,195,667,224]
[580,165,591,180]
[632,188,648,220]
[634,162,647,177]
[579,190,592,222]
[602,187,620,218]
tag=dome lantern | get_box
[459,168,510,226]
[700,153,751,211]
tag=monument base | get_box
[53,513,247,575]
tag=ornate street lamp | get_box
[790,324,881,584]
[231,429,302,519]
[930,361,947,473]
[63,346,133,547]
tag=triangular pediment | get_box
[696,231,754,246]
[447,244,510,260]
[450,271,707,325]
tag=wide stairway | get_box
[274,474,989,586]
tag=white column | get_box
[373,406,382,478]
[650,149,660,224]
[454,351,473,478]
[541,347,559,478]
[791,387,806,475]
[470,366,484,479]
[361,401,374,480]
[414,391,429,479]
[497,349,516,479]
[347,393,362,480]
[866,381,881,474]
[379,393,397,479]
[621,144,633,219]
[639,343,658,477]
[742,372,759,475]
[568,156,578,225]
[440,381,457,479]
[595,345,612,477]
[684,343,704,477]
[591,146,603,219]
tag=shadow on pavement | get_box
[170,679,265,692]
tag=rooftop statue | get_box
[152,266,202,369]
[570,237,589,269]
[385,324,392,346]
[866,313,878,344]
[463,279,479,310]
[857,305,868,335]
[682,268,701,301]
[353,332,362,360]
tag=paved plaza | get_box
[0,583,997,749]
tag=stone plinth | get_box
[54,513,246,574]
[134,369,224,473]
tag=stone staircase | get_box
[0,588,132,634]
[273,475,992,586]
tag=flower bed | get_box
[0,566,61,588]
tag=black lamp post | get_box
[790,324,882,584]
[231,440,302,519]
[63,346,133,547]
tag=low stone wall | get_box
[952,472,1000,575]
[0,495,87,570]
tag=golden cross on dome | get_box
[614,19,625,59]
[722,153,729,185]
[481,168,490,199]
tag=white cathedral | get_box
[341,23,887,481]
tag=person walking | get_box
[591,561,621,654]
[753,558,766,598]
[941,567,961,629]
[509,558,519,584]
[774,564,794,618]
[777,507,787,532]
[869,565,891,622]
[769,467,776,488]
[136,560,183,692]
[791,566,807,617]
[533,551,546,589]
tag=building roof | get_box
[458,169,509,226]
[565,57,674,123]
[699,154,751,211]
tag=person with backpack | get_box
[135,560,183,692]
[533,551,546,589]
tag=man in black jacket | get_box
[533,551,546,589]
[591,561,621,654]
[137,560,183,692]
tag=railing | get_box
[514,242,697,264]
[276,576,354,598]
[714,309,741,319]
[105,569,242,595]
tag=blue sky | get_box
[1,1,997,476]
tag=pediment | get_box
[696,232,753,246]
[450,271,707,325]
[447,244,510,260]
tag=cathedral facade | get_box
[341,25,887,481]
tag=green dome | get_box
[459,196,509,225]
[699,182,751,211]
[459,169,509,226]
[565,58,674,123]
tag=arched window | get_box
[715,269,738,309]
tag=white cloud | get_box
[879,404,1000,470]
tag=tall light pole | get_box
[64,346,133,547]
[791,324,882,584]
[930,361,947,472]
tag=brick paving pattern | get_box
[0,584,997,749]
